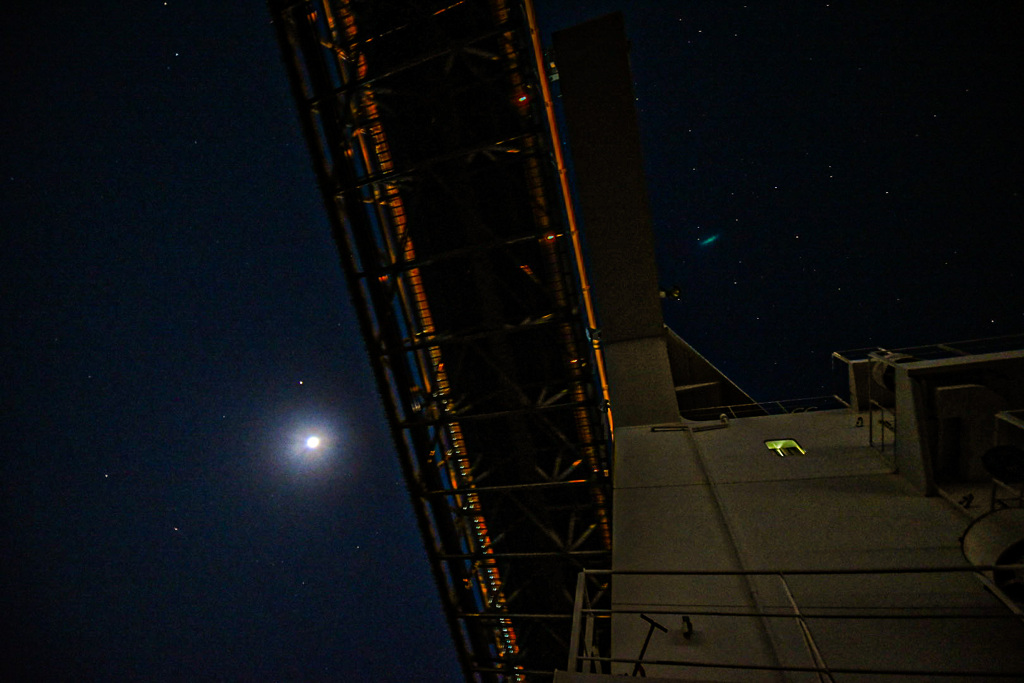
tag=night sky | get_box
[3,2,1020,681]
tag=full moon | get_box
[305,436,321,449]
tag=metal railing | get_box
[567,565,1024,679]
[868,397,895,454]
[680,395,847,422]
[834,334,1024,365]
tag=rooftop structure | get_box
[559,337,1024,681]
[551,12,1024,679]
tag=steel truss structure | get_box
[268,1,613,679]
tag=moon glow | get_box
[306,436,321,449]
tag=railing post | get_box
[567,570,587,672]
[778,573,834,682]
[583,606,597,673]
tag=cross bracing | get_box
[268,1,614,679]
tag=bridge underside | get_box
[269,1,613,678]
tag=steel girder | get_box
[268,1,613,678]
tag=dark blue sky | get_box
[541,1,1022,400]
[3,2,455,680]
[3,2,1020,681]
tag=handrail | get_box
[571,656,1024,678]
[568,564,1024,677]
[834,333,1024,363]
[677,395,847,422]
[580,563,1024,576]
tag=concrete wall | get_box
[894,350,1024,494]
[605,410,1024,680]
[553,14,681,429]
[611,426,785,680]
